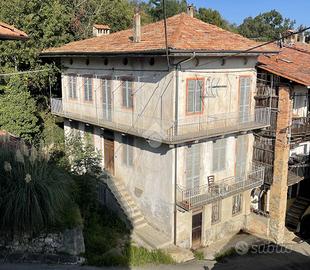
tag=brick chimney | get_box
[187,5,194,17]
[133,7,141,43]
[93,24,110,37]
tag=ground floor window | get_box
[232,193,243,215]
[211,200,221,224]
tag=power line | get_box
[0,68,51,77]
[162,0,170,68]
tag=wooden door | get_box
[192,212,202,249]
[104,137,114,175]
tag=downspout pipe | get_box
[173,52,196,245]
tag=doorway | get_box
[192,212,202,249]
[104,132,114,175]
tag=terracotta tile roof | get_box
[0,21,28,40]
[93,24,110,30]
[258,43,310,86]
[43,13,277,56]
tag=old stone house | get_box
[253,35,310,242]
[43,10,274,249]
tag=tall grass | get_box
[0,141,72,234]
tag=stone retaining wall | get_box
[0,227,85,264]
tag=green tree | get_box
[65,131,102,176]
[0,76,39,141]
[238,10,295,41]
[196,8,237,32]
[146,0,187,21]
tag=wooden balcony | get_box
[288,155,310,186]
[51,98,271,144]
[291,117,310,140]
[176,164,265,211]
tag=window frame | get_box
[185,144,201,192]
[232,193,243,216]
[121,77,134,109]
[212,139,227,172]
[122,135,134,167]
[68,74,77,100]
[211,200,221,225]
[83,75,93,102]
[186,78,205,115]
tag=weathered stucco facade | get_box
[57,54,267,248]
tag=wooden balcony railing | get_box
[291,117,310,138]
[176,164,265,211]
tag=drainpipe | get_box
[173,52,196,245]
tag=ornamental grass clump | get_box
[0,142,72,234]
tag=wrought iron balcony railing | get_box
[176,164,264,211]
[51,98,270,144]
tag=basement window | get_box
[211,200,221,224]
[232,194,243,215]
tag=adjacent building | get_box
[0,21,28,41]
[253,36,310,242]
[43,10,274,249]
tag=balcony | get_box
[291,117,310,140]
[288,154,310,186]
[51,98,270,144]
[176,164,265,211]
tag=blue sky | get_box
[189,0,310,26]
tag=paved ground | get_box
[1,232,309,270]
[0,250,309,270]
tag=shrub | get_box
[0,142,72,234]
[193,250,204,260]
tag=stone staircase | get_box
[102,175,172,249]
[285,197,310,230]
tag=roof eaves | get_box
[40,49,168,58]
[258,64,310,87]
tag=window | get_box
[212,139,226,172]
[122,79,133,108]
[186,144,201,191]
[239,77,251,122]
[236,135,248,179]
[186,78,204,114]
[211,200,221,224]
[68,75,77,99]
[232,194,243,215]
[122,136,133,167]
[84,76,93,101]
[102,78,112,121]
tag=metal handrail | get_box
[51,98,271,142]
[176,164,264,211]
